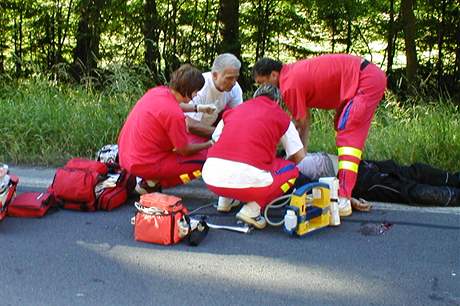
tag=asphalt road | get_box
[1,166,459,306]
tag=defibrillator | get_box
[265,177,341,237]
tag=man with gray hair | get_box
[183,53,243,139]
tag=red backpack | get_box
[50,158,108,211]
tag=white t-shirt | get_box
[186,72,243,126]
[202,122,303,188]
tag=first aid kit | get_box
[8,191,55,218]
[49,158,108,211]
[133,193,189,245]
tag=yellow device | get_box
[284,182,333,236]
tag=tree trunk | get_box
[331,22,336,53]
[254,0,263,60]
[0,3,7,74]
[58,0,73,65]
[400,0,418,89]
[436,0,446,87]
[72,0,106,81]
[218,0,240,59]
[346,16,352,53]
[14,9,23,77]
[186,0,199,62]
[254,0,273,60]
[143,0,160,83]
[456,15,460,85]
[386,0,396,75]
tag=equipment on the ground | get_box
[264,177,341,237]
[133,193,189,245]
[206,222,252,234]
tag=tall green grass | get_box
[1,72,459,171]
[0,69,145,166]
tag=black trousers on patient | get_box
[352,160,460,206]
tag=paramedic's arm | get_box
[175,140,213,156]
[280,122,305,164]
[180,103,195,112]
[180,103,217,114]
[295,108,310,151]
[186,117,215,138]
[211,119,224,142]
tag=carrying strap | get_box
[134,201,169,215]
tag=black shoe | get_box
[450,188,460,206]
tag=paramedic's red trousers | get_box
[132,150,207,188]
[205,159,299,210]
[335,62,387,198]
[131,133,208,188]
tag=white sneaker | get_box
[338,197,352,217]
[217,197,240,212]
[235,201,267,229]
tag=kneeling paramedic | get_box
[118,64,213,193]
[202,84,305,229]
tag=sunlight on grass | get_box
[1,75,458,171]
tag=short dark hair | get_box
[252,57,283,77]
[170,64,205,98]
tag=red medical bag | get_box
[133,193,188,245]
[8,192,55,218]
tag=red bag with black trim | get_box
[50,158,108,211]
[97,169,136,211]
[133,193,189,245]
[0,174,18,221]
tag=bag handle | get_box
[134,201,168,215]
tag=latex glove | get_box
[351,197,372,212]
[197,104,217,114]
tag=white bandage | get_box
[197,104,217,114]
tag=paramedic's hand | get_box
[351,197,372,212]
[197,104,217,114]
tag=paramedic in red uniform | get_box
[252,54,387,216]
[118,64,213,193]
[202,84,305,229]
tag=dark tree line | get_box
[1,0,459,97]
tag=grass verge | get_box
[1,76,459,171]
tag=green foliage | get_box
[1,72,458,171]
[1,0,459,167]
[1,0,458,96]
[0,73,140,165]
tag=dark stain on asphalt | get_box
[358,222,393,236]
[91,278,105,284]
